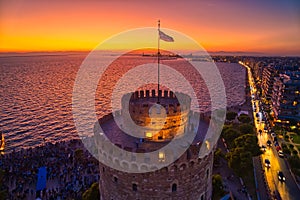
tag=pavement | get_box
[213,139,251,200]
[253,156,272,200]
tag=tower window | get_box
[132,183,137,192]
[187,149,191,160]
[113,176,118,183]
[172,183,177,192]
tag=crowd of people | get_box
[0,139,100,200]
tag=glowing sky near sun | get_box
[0,0,299,56]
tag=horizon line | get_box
[0,50,299,57]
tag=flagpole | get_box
[157,19,160,104]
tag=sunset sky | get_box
[0,0,299,56]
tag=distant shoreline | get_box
[0,51,299,58]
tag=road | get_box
[240,61,300,200]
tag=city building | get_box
[272,74,300,124]
[261,66,277,104]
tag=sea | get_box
[0,53,246,152]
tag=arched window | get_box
[206,169,209,178]
[132,183,137,192]
[172,183,177,192]
[201,194,204,200]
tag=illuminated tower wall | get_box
[94,90,213,200]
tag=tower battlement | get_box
[121,90,191,141]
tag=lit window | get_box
[293,101,297,106]
[205,140,210,150]
[159,151,165,162]
[145,132,153,138]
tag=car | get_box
[276,145,281,151]
[278,171,285,182]
[265,159,271,168]
[271,132,275,137]
[274,141,279,147]
[267,140,272,147]
[278,150,284,158]
[261,145,267,151]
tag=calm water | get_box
[0,53,245,152]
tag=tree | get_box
[74,149,84,163]
[226,148,252,176]
[212,174,226,200]
[222,128,242,148]
[214,148,224,166]
[226,112,237,121]
[221,125,232,135]
[233,134,262,157]
[82,182,100,200]
[239,123,254,135]
[289,119,298,126]
[238,114,251,123]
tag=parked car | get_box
[276,145,281,151]
[261,145,267,152]
[267,140,272,146]
[265,159,271,168]
[278,150,284,158]
[278,171,285,182]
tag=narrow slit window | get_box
[172,183,177,192]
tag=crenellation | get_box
[140,90,144,98]
[152,89,156,97]
[164,90,168,97]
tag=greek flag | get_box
[159,30,174,42]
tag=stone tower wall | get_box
[98,146,213,200]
